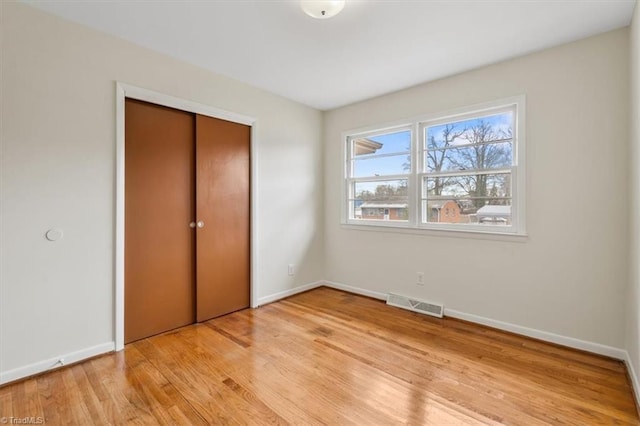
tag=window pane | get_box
[353,130,411,158]
[423,199,511,225]
[352,154,410,177]
[352,180,408,222]
[425,111,513,172]
[423,173,511,224]
[424,173,511,200]
[425,141,512,173]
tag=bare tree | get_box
[427,124,466,196]
[359,184,408,202]
[446,120,511,209]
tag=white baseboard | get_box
[444,308,626,360]
[256,281,323,306]
[1,281,323,386]
[323,280,388,300]
[624,351,640,409]
[2,283,632,400]
[320,281,626,360]
[0,342,115,386]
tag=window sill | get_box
[340,222,528,243]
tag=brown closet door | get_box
[195,114,250,322]
[125,99,196,343]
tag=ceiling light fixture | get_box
[300,0,345,19]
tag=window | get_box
[346,128,412,223]
[344,96,525,236]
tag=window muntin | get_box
[425,141,512,172]
[352,155,409,178]
[344,98,523,235]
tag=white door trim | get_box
[115,82,259,351]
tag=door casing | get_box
[115,82,258,351]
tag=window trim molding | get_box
[341,95,526,238]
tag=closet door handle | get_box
[189,222,196,228]
[197,220,205,229]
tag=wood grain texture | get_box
[124,98,196,343]
[195,114,251,322]
[1,287,637,424]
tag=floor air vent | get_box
[386,293,444,318]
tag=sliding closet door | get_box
[195,114,250,322]
[124,99,196,343]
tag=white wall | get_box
[0,2,323,380]
[325,29,629,350]
[627,0,640,393]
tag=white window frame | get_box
[344,124,416,228]
[342,95,526,238]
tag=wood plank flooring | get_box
[1,287,637,424]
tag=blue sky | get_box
[353,130,410,178]
[427,112,512,149]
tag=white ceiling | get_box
[23,0,636,110]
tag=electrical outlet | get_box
[416,272,424,286]
[288,264,295,276]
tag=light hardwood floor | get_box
[1,287,637,424]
